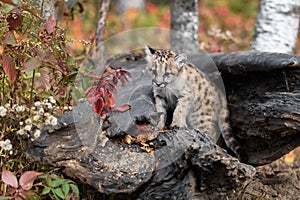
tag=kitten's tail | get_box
[221,109,248,162]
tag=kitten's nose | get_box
[154,82,164,87]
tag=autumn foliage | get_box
[85,67,131,115]
[1,167,42,199]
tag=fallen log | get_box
[27,50,300,198]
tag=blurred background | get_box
[65,0,299,56]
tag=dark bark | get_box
[27,51,300,198]
[28,100,255,199]
[209,51,300,74]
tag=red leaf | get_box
[0,0,15,5]
[112,76,118,85]
[45,14,56,34]
[39,68,51,91]
[111,104,131,112]
[107,82,116,91]
[6,8,23,31]
[106,91,116,107]
[85,86,97,103]
[19,171,42,190]
[2,52,16,83]
[1,167,18,188]
[56,57,69,72]
[93,98,105,114]
[119,76,128,87]
[19,189,35,199]
[23,57,41,72]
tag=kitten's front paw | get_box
[170,123,188,130]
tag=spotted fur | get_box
[145,45,244,159]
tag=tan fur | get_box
[145,46,244,159]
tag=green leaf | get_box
[0,197,12,200]
[48,179,65,188]
[71,87,84,104]
[62,182,70,196]
[41,186,51,195]
[53,188,65,199]
[38,174,47,179]
[4,31,17,44]
[70,184,79,194]
[46,175,52,185]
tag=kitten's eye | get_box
[165,72,171,76]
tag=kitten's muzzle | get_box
[153,81,166,88]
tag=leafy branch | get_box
[85,67,132,115]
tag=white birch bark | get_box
[251,0,300,54]
[117,0,145,14]
[170,0,199,53]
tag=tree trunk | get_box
[251,0,300,54]
[95,0,111,47]
[89,0,111,75]
[116,0,145,14]
[170,0,199,53]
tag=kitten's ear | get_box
[174,53,187,68]
[145,45,155,62]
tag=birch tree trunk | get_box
[170,0,199,53]
[251,0,300,54]
[116,0,145,14]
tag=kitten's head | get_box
[145,45,187,88]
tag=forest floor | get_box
[243,149,300,200]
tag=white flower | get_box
[33,115,40,121]
[17,129,25,135]
[45,103,53,109]
[46,116,57,126]
[34,101,42,107]
[25,118,32,125]
[44,113,50,117]
[50,116,57,126]
[15,105,25,112]
[45,118,50,125]
[19,121,24,126]
[34,129,41,138]
[49,96,56,104]
[0,106,7,117]
[38,108,44,115]
[0,139,12,151]
[24,124,32,131]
